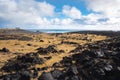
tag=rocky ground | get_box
[0,29,120,80]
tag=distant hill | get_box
[0,29,120,37]
[0,28,33,35]
[71,31,120,37]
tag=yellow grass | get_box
[0,33,108,72]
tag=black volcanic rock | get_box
[60,57,73,67]
[2,73,21,80]
[67,65,78,75]
[51,69,63,79]
[1,70,31,80]
[27,43,32,46]
[44,56,52,60]
[37,37,120,80]
[61,41,79,45]
[19,70,31,80]
[1,52,44,72]
[37,45,58,54]
[0,47,10,52]
[52,62,61,68]
[39,40,44,42]
[1,35,120,80]
[58,50,65,53]
[38,72,55,80]
[2,62,30,72]
[17,53,44,65]
[69,45,82,53]
[33,68,38,78]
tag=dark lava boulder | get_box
[51,69,63,79]
[1,73,21,80]
[58,50,65,53]
[1,70,31,80]
[27,43,32,46]
[33,68,39,78]
[40,40,44,42]
[36,47,48,54]
[89,61,120,80]
[66,65,78,75]
[52,62,61,68]
[0,47,10,52]
[1,52,44,72]
[37,45,58,54]
[60,57,73,67]
[38,72,55,80]
[44,56,52,60]
[19,70,31,80]
[2,62,30,72]
[17,53,44,65]
[89,49,105,58]
[69,45,82,53]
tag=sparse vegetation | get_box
[0,29,120,80]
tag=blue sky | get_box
[36,0,91,15]
[0,0,120,30]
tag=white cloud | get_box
[82,13,107,25]
[61,18,73,25]
[85,0,120,22]
[62,5,82,19]
[50,18,73,25]
[0,0,55,27]
[0,0,120,30]
[51,18,61,25]
[78,0,120,30]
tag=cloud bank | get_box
[0,0,120,30]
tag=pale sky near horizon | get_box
[0,0,120,30]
